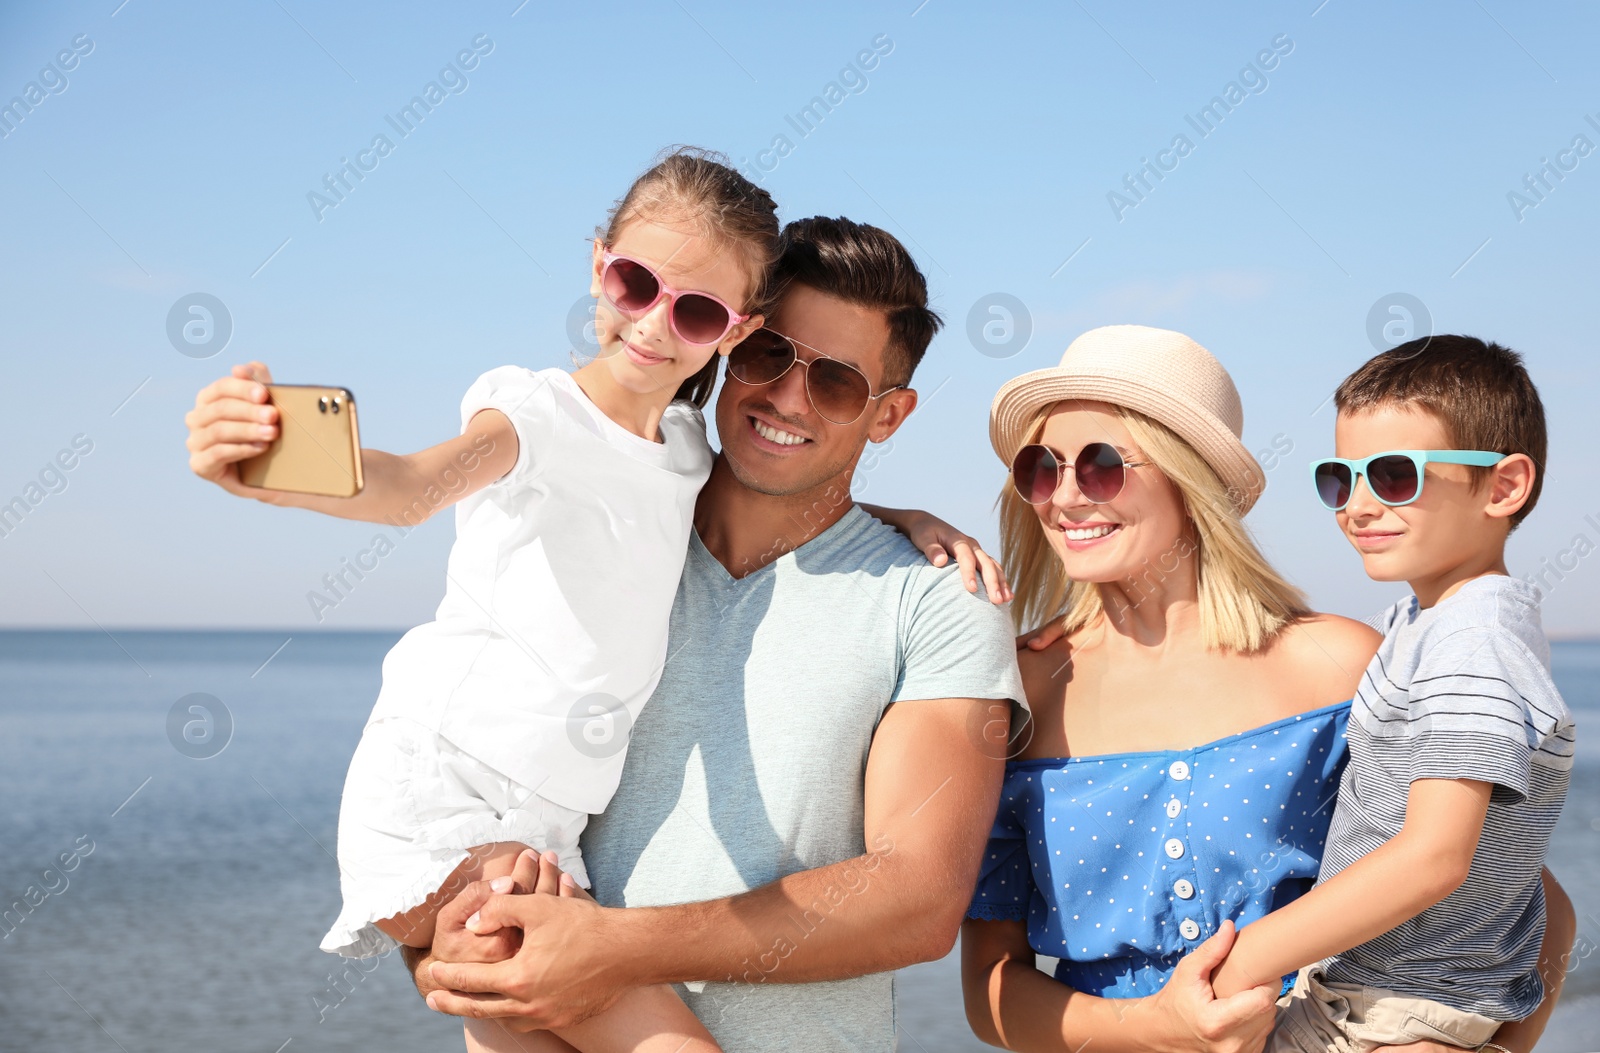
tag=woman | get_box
[959,325,1574,1053]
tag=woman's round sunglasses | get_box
[1309,449,1504,510]
[1010,442,1152,505]
[727,328,904,425]
[600,253,749,346]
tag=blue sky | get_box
[2,0,1597,634]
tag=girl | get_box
[185,149,975,1053]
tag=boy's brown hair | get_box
[1333,334,1547,529]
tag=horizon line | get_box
[3,625,1600,644]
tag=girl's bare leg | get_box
[462,985,717,1053]
[465,1018,580,1052]
[549,984,719,1051]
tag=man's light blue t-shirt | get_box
[581,504,1026,1052]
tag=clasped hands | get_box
[417,848,627,1033]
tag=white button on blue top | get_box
[1163,838,1185,859]
[1168,760,1190,781]
[1179,918,1201,940]
[1165,797,1182,818]
[1173,878,1195,899]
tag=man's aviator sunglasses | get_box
[600,253,750,346]
[1309,450,1505,511]
[727,328,904,426]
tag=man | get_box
[411,216,1027,1050]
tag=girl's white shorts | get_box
[319,717,590,958]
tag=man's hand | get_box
[1139,920,1279,1053]
[425,888,624,1029]
[1017,617,1067,652]
[409,849,548,1000]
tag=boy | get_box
[1211,335,1576,1052]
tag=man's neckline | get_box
[689,504,869,584]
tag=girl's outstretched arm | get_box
[185,361,517,524]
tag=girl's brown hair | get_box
[598,146,780,407]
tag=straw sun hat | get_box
[989,324,1266,514]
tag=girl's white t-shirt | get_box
[368,366,714,814]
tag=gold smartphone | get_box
[239,384,365,497]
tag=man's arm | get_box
[425,694,1006,1027]
[1212,778,1492,998]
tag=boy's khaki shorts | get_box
[1267,965,1502,1053]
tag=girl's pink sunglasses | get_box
[600,253,749,346]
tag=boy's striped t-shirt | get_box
[1317,575,1575,1019]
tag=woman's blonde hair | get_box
[1000,401,1309,653]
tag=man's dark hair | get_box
[1334,334,1547,529]
[772,216,942,387]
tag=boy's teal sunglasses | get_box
[1310,449,1504,510]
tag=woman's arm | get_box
[1483,867,1576,1053]
[961,918,1278,1053]
[859,503,1011,603]
[185,362,518,524]
[1212,778,1492,998]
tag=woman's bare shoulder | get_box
[1272,613,1381,699]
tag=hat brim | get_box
[989,370,1267,515]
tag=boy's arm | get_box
[1211,778,1493,998]
[424,694,1006,1029]
[859,502,1011,603]
[185,362,518,524]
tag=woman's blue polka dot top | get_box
[967,699,1351,999]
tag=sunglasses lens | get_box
[603,258,659,312]
[728,329,795,386]
[1367,455,1419,505]
[1073,443,1127,503]
[806,358,872,424]
[672,293,735,344]
[1313,462,1352,509]
[1011,445,1062,504]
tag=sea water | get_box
[1,631,1595,1051]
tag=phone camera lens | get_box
[331,397,342,414]
[318,397,330,413]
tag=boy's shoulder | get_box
[1400,575,1551,668]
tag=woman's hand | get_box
[862,504,1011,602]
[1140,920,1279,1053]
[183,362,284,501]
